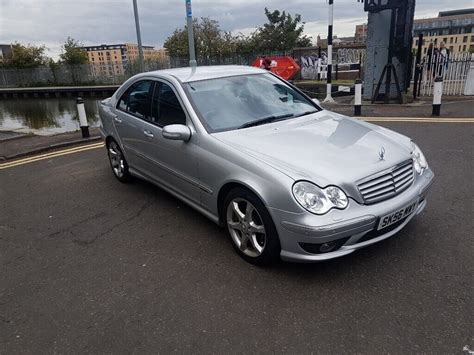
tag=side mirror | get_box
[312,98,321,106]
[162,124,191,142]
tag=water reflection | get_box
[0,98,103,135]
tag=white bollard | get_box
[354,79,362,116]
[76,97,90,138]
[432,77,443,116]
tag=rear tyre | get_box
[107,139,132,183]
[224,187,281,265]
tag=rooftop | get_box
[141,65,266,83]
[439,9,474,17]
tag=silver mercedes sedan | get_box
[99,65,434,264]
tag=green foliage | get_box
[164,8,312,59]
[254,8,312,52]
[59,37,88,65]
[2,43,48,68]
[164,17,239,58]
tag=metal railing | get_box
[412,52,473,96]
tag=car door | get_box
[139,80,201,205]
[112,80,153,168]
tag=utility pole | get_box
[324,0,335,103]
[185,0,197,67]
[132,0,144,72]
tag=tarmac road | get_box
[0,121,473,354]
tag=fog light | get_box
[319,242,338,253]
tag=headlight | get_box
[411,142,428,175]
[292,181,348,215]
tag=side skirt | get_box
[129,167,220,225]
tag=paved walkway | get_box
[0,128,101,161]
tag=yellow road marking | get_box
[0,142,105,170]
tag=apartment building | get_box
[412,8,474,55]
[82,43,169,76]
[0,44,13,63]
[355,24,368,44]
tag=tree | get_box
[164,17,238,60]
[163,8,312,60]
[254,8,312,52]
[2,43,48,68]
[59,37,88,65]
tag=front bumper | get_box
[270,168,434,262]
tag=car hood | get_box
[213,111,413,188]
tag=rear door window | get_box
[117,80,153,120]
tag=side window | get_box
[117,80,152,119]
[151,82,187,127]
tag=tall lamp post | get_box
[185,0,197,67]
[324,0,335,103]
[132,0,144,72]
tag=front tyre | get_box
[107,139,132,183]
[224,187,281,265]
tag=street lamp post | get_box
[185,0,197,67]
[132,0,144,72]
[324,0,335,103]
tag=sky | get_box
[1,0,472,60]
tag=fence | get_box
[412,52,473,96]
[0,48,363,88]
[0,52,279,88]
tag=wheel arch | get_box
[217,180,268,226]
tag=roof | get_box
[439,8,474,17]
[150,65,267,83]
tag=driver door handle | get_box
[143,130,154,138]
[112,115,122,124]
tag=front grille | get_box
[357,160,414,204]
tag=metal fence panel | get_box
[413,52,473,96]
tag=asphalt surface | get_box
[0,121,473,354]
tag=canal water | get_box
[0,98,104,135]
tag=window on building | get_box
[455,37,458,43]
[472,35,474,42]
[462,45,466,52]
[463,36,468,43]
[459,45,462,52]
[450,37,453,44]
[449,46,454,51]
[443,38,447,43]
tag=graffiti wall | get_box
[298,47,366,80]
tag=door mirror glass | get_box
[162,124,191,142]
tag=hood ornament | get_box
[379,146,386,160]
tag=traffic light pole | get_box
[324,0,335,103]
[132,0,144,72]
[185,0,197,67]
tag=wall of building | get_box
[412,10,474,55]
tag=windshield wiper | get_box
[238,113,295,129]
[294,110,318,118]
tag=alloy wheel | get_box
[226,198,266,257]
[108,142,125,178]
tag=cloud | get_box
[0,0,472,60]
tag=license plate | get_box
[378,201,418,231]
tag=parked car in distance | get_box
[99,65,434,264]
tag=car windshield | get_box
[185,73,320,133]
